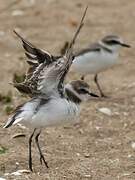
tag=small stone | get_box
[98,107,112,116]
[114,111,120,115]
[95,126,101,130]
[12,10,24,16]
[84,174,92,178]
[128,154,132,158]
[84,153,90,158]
[123,112,128,116]
[131,142,135,150]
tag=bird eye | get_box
[78,88,88,94]
[106,40,119,45]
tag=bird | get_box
[71,35,130,97]
[4,7,99,171]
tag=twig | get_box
[63,6,88,73]
[67,5,88,52]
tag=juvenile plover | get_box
[4,7,98,171]
[71,35,130,97]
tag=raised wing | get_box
[13,31,58,95]
[13,6,87,97]
[14,30,53,65]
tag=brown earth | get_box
[0,0,135,179]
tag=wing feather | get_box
[14,30,53,64]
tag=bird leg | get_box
[94,74,106,97]
[28,129,36,172]
[35,130,49,168]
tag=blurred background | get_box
[0,0,135,179]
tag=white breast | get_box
[71,50,119,75]
[21,98,80,128]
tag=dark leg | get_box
[28,129,36,172]
[94,74,106,97]
[35,130,49,168]
[81,75,85,80]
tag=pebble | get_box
[131,142,135,150]
[12,10,24,16]
[98,107,112,116]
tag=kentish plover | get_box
[71,35,130,97]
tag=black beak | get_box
[120,43,131,48]
[88,92,99,97]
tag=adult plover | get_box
[71,35,130,97]
[4,7,98,171]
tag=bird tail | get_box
[3,108,23,128]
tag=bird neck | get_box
[65,88,82,104]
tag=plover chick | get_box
[4,7,99,172]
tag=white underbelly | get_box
[22,98,80,128]
[72,51,118,75]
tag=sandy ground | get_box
[0,0,135,179]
